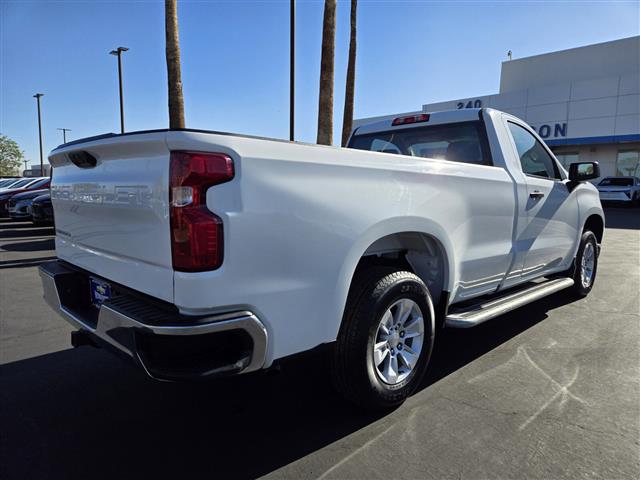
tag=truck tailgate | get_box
[49,132,174,302]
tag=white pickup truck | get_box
[40,108,604,409]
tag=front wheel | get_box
[570,231,599,297]
[331,268,435,410]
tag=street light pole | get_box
[289,0,295,142]
[57,128,71,144]
[109,46,129,134]
[33,93,44,176]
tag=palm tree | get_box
[341,0,357,147]
[317,0,336,145]
[165,0,185,128]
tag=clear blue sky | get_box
[1,0,638,167]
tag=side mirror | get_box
[569,161,600,182]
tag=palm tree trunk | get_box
[317,0,336,146]
[165,0,185,129]
[341,0,357,147]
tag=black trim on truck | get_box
[39,260,268,381]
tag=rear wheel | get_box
[570,231,598,297]
[331,268,435,410]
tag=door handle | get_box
[529,190,545,199]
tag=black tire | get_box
[570,231,599,297]
[331,268,435,410]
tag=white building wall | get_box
[555,145,619,178]
[499,36,640,92]
[417,69,639,144]
[354,36,640,180]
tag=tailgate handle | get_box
[68,151,97,169]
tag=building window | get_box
[554,152,579,169]
[617,150,640,177]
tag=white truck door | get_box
[505,121,579,280]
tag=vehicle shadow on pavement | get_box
[0,291,576,480]
[0,256,57,269]
[0,220,41,229]
[1,239,55,252]
[421,290,579,389]
[603,207,640,230]
[0,227,55,239]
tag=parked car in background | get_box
[8,188,50,220]
[0,178,21,189]
[40,108,604,410]
[0,178,50,217]
[30,193,54,226]
[0,176,49,192]
[597,176,640,206]
[0,177,37,192]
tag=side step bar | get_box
[445,277,574,328]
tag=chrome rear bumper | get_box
[39,260,268,380]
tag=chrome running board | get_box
[445,277,574,328]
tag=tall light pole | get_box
[23,159,29,173]
[289,1,295,141]
[33,93,44,176]
[109,46,129,134]
[57,128,71,144]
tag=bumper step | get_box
[445,277,574,328]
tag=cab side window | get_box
[507,122,561,180]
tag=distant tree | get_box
[165,0,186,128]
[341,0,357,147]
[317,0,336,145]
[0,135,24,176]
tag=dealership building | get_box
[355,36,640,179]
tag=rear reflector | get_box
[169,151,234,272]
[391,114,430,126]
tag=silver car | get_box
[597,176,640,206]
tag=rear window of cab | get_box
[348,121,492,166]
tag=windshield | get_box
[599,178,633,186]
[349,121,491,166]
[27,178,50,189]
[3,178,31,189]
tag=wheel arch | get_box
[583,213,604,244]
[330,219,455,342]
[356,231,450,306]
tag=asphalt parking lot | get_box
[1,209,639,480]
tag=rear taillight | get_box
[169,151,234,272]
